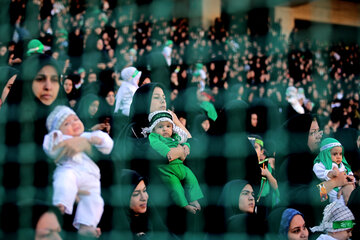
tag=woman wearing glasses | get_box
[276,113,354,234]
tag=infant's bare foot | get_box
[190,200,201,211]
[78,225,101,238]
[56,204,65,215]
[184,204,197,214]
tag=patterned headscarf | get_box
[310,200,355,233]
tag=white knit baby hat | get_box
[141,110,187,143]
[46,105,76,132]
[310,200,355,233]
[121,67,142,86]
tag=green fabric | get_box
[255,139,264,148]
[148,132,189,158]
[259,161,280,207]
[200,101,218,121]
[149,132,202,207]
[314,138,352,174]
[158,163,203,207]
[196,63,203,70]
[333,220,355,230]
[26,39,44,56]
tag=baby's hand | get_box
[89,136,103,145]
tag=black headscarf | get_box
[334,128,360,173]
[216,180,268,237]
[217,179,249,220]
[276,113,316,184]
[119,169,148,208]
[17,54,64,105]
[0,66,19,106]
[0,199,62,238]
[128,82,167,138]
[76,93,100,129]
[276,113,324,228]
[2,54,66,191]
[117,169,150,237]
[210,99,262,189]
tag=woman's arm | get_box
[168,110,192,138]
[320,169,354,203]
[53,137,93,161]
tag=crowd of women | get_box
[0,0,360,240]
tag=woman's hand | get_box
[324,170,352,196]
[347,175,355,183]
[53,137,92,162]
[260,166,270,178]
[168,110,192,138]
[332,169,349,187]
[167,145,186,162]
[168,110,182,126]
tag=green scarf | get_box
[200,101,218,121]
[314,137,352,174]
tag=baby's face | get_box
[154,121,173,138]
[330,228,353,240]
[59,114,84,137]
[330,146,343,165]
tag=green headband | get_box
[131,69,139,79]
[258,158,269,165]
[333,220,355,230]
[26,44,44,56]
[255,139,264,148]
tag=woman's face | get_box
[150,87,166,113]
[32,65,60,106]
[63,79,73,94]
[287,215,308,240]
[88,100,99,116]
[105,91,115,106]
[1,74,17,106]
[130,180,148,215]
[251,113,258,127]
[238,184,255,213]
[201,119,210,132]
[307,120,323,153]
[35,212,62,240]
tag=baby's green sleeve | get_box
[149,133,171,157]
